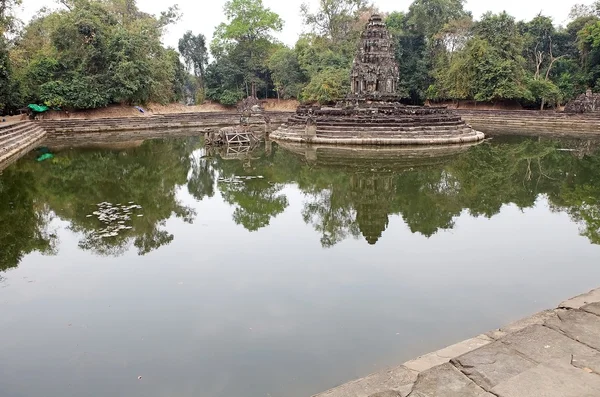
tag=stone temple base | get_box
[270,104,485,145]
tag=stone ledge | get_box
[313,287,600,397]
[559,287,600,309]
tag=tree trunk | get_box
[540,98,545,111]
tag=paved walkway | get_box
[314,288,600,397]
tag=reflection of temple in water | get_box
[351,174,394,245]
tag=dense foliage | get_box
[2,0,186,112]
[2,0,600,112]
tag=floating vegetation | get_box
[87,202,142,239]
[218,175,265,184]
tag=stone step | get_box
[0,128,45,152]
[0,126,37,145]
[287,116,463,125]
[315,131,478,140]
[315,123,466,132]
[317,125,471,136]
[0,129,46,169]
[0,122,37,138]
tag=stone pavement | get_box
[314,288,600,397]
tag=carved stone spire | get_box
[350,14,400,99]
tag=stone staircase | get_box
[0,121,47,171]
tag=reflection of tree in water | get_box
[207,145,289,232]
[1,138,200,262]
[283,138,600,247]
[187,148,216,201]
[0,166,57,271]
[303,188,361,248]
[6,135,600,268]
[550,154,600,245]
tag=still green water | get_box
[1,135,600,397]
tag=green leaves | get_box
[5,0,185,109]
[267,46,307,99]
[301,67,349,103]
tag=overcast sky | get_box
[16,0,585,50]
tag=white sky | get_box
[16,0,584,50]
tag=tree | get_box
[267,46,306,99]
[569,2,600,19]
[300,0,368,44]
[438,12,532,104]
[211,0,283,99]
[9,0,184,109]
[0,0,21,36]
[520,15,567,109]
[0,0,21,113]
[178,31,208,103]
[578,20,600,89]
[407,0,471,40]
[301,66,348,103]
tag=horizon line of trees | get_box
[2,0,600,113]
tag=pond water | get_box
[2,134,600,397]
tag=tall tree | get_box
[211,0,283,98]
[300,0,368,44]
[178,31,208,102]
[0,0,21,113]
[10,0,183,109]
[406,0,470,40]
[267,46,306,99]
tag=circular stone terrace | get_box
[270,103,485,146]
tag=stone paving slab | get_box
[452,342,537,391]
[491,360,600,397]
[501,324,600,373]
[582,302,600,317]
[312,365,417,397]
[485,310,557,340]
[559,287,600,309]
[403,335,492,373]
[453,324,600,392]
[407,363,494,397]
[545,308,600,351]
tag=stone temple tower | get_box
[350,14,400,98]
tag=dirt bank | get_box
[2,99,299,122]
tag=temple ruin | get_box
[350,14,399,99]
[270,14,484,146]
[565,89,600,114]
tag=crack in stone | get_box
[450,359,501,397]
[542,323,600,355]
[581,307,600,318]
[405,377,417,397]
[568,352,600,378]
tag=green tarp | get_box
[28,104,49,113]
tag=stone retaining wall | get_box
[457,110,600,136]
[31,110,600,139]
[37,111,292,135]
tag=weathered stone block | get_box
[404,335,492,373]
[491,360,600,397]
[560,287,600,309]
[312,365,417,397]
[545,308,600,350]
[452,342,537,391]
[408,363,494,397]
